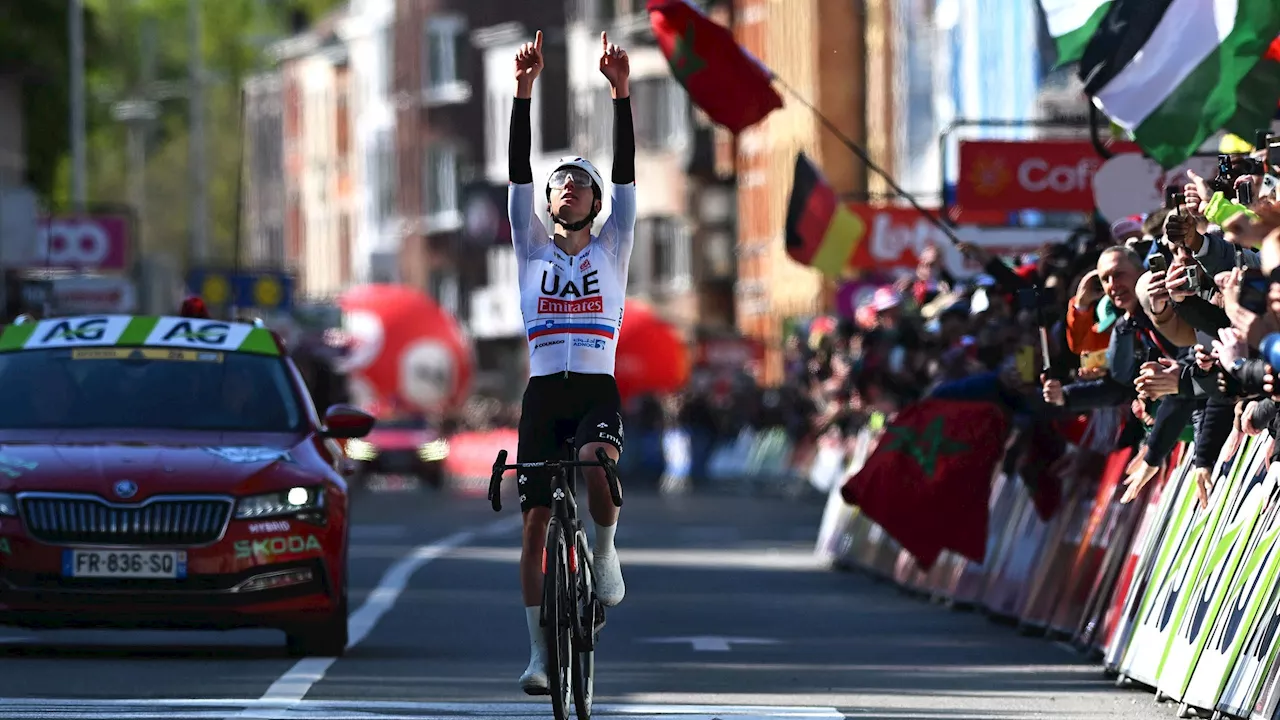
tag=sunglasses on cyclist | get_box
[549,168,594,191]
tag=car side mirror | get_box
[321,404,376,439]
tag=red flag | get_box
[841,399,1009,570]
[647,0,783,133]
[1017,418,1064,521]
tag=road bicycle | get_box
[489,439,624,720]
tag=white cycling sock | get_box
[594,522,616,556]
[525,605,546,652]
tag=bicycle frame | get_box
[488,444,622,720]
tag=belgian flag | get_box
[785,153,865,277]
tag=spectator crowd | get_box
[664,145,1280,502]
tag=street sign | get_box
[186,268,294,311]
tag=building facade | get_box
[273,12,356,301]
[733,0,869,384]
[338,0,401,284]
[241,71,286,268]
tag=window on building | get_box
[424,143,461,217]
[632,77,690,151]
[595,0,616,23]
[382,26,395,95]
[485,88,512,174]
[649,217,692,290]
[423,15,466,92]
[370,130,397,226]
[538,43,569,153]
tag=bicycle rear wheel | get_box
[544,517,573,720]
[572,528,595,720]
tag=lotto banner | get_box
[811,406,1280,719]
[1191,465,1280,715]
[1052,449,1134,638]
[1159,450,1275,710]
[1104,447,1196,669]
[982,491,1057,620]
[1117,436,1262,687]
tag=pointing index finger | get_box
[534,30,543,51]
[602,31,609,49]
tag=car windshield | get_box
[0,347,305,432]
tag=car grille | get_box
[19,494,234,546]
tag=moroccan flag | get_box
[1078,0,1280,168]
[841,399,1010,570]
[784,153,866,278]
[1038,0,1112,67]
[647,0,783,133]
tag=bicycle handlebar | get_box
[488,448,623,512]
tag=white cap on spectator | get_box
[1111,215,1144,241]
[970,288,991,315]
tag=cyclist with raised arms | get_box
[508,29,634,694]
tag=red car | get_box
[0,312,375,656]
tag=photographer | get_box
[1042,247,1178,412]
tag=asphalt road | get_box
[0,482,1183,719]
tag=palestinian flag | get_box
[647,0,783,133]
[784,153,865,278]
[841,399,1010,570]
[1078,0,1280,169]
[1039,0,1112,67]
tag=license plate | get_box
[62,549,187,579]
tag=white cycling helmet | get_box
[548,156,605,198]
[547,156,606,231]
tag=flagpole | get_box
[770,76,963,246]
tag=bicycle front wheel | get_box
[544,518,573,720]
[572,529,595,720]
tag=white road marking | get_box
[240,515,523,716]
[349,525,410,540]
[638,636,782,651]
[0,698,844,719]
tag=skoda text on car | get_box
[0,313,375,656]
[345,414,449,490]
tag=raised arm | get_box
[509,31,548,261]
[597,32,635,261]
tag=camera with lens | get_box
[1220,358,1269,398]
[1238,268,1271,315]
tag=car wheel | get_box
[286,586,349,657]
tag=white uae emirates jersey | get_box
[508,180,636,377]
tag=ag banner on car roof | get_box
[0,316,280,356]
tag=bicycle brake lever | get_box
[488,450,507,512]
[594,447,624,508]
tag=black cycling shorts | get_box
[516,372,624,512]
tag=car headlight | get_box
[345,438,377,461]
[235,487,325,519]
[0,493,17,516]
[417,439,450,462]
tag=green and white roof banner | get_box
[1077,0,1280,168]
[0,315,281,356]
[1102,449,1195,670]
[1037,0,1111,66]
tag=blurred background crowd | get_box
[6,0,1280,498]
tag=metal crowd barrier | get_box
[815,419,1280,720]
